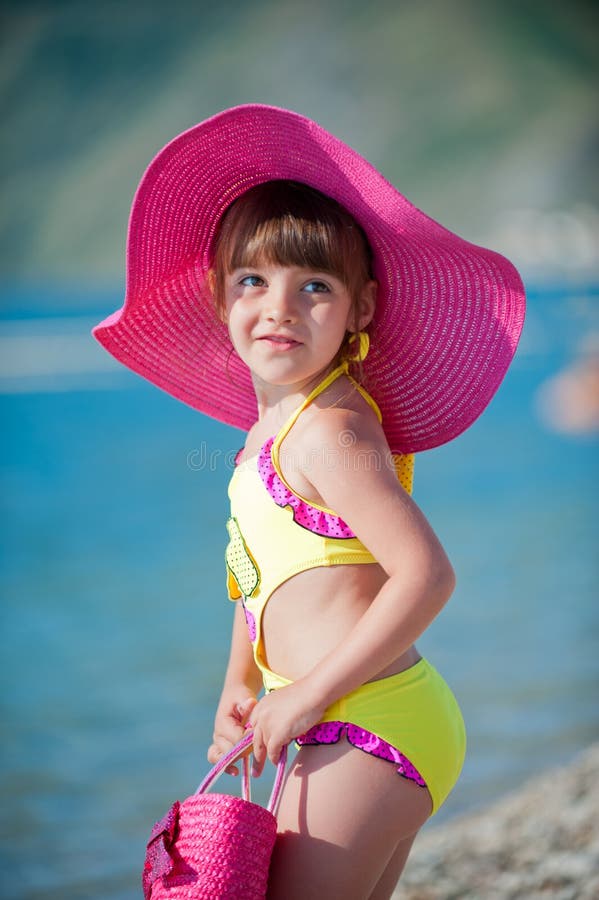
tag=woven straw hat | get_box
[92,103,525,453]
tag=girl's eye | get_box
[303,280,330,294]
[239,275,264,287]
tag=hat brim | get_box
[92,104,525,452]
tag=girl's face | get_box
[223,261,375,387]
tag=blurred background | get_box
[1,0,598,897]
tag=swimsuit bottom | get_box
[267,657,466,817]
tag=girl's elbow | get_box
[431,555,456,609]
[443,561,457,602]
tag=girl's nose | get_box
[264,284,298,322]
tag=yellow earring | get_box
[345,330,370,363]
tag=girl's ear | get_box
[354,280,377,331]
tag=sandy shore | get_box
[392,743,599,900]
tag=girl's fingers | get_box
[208,743,239,775]
[207,695,260,776]
[209,734,244,775]
[236,697,257,725]
[251,725,266,778]
[213,718,245,747]
[268,739,283,767]
[207,742,222,764]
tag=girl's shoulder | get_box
[286,374,389,465]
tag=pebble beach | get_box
[392,744,599,900]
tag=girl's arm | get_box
[249,408,455,771]
[300,412,455,707]
[208,601,263,770]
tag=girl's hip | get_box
[292,657,467,816]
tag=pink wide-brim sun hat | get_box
[92,103,525,453]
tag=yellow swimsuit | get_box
[225,361,466,815]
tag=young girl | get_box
[93,104,525,898]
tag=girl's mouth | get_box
[259,336,302,351]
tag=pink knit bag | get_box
[143,731,288,899]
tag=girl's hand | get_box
[248,680,325,776]
[208,687,257,775]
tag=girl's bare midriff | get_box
[261,563,421,683]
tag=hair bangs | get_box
[226,213,352,279]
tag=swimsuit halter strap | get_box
[272,355,383,453]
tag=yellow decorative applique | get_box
[393,453,415,495]
[225,517,260,598]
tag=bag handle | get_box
[195,730,288,816]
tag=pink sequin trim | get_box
[257,438,355,538]
[242,602,256,642]
[297,721,427,787]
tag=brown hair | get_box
[209,180,375,354]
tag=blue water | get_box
[1,284,598,899]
